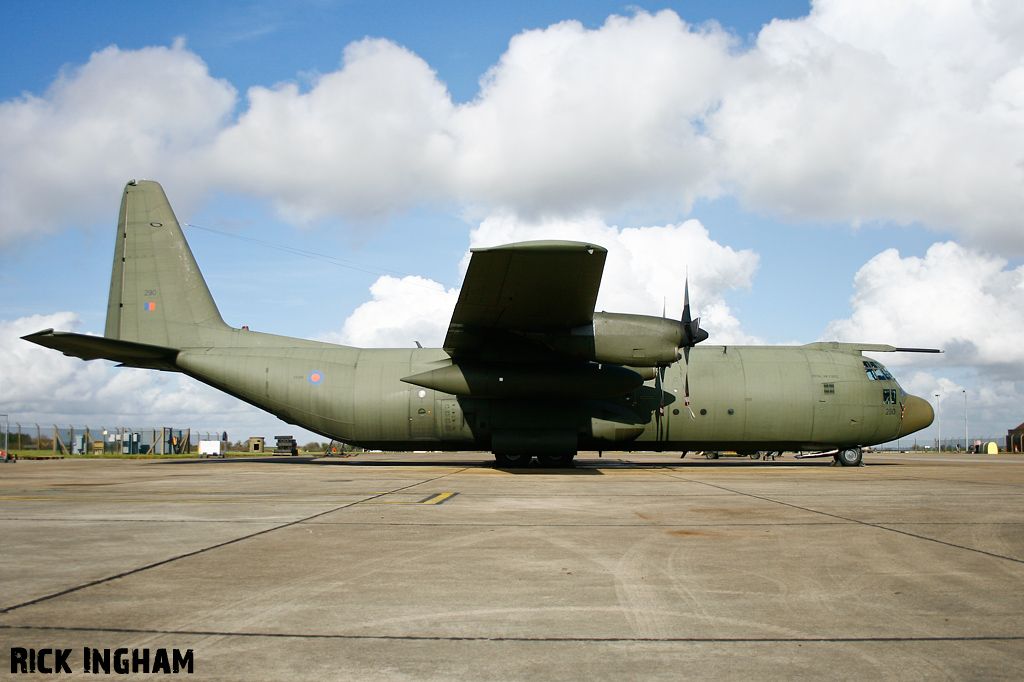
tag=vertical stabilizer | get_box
[104,180,229,348]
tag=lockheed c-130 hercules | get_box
[24,180,936,467]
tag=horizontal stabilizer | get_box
[22,329,178,370]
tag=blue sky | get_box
[2,0,1022,446]
[1,1,813,104]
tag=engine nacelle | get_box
[536,312,684,367]
[402,360,645,399]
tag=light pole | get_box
[963,390,968,453]
[934,394,941,452]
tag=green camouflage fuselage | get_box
[174,332,914,452]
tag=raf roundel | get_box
[308,370,325,386]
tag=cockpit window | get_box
[863,360,894,381]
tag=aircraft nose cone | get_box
[900,394,935,436]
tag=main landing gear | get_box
[494,451,530,468]
[834,447,863,467]
[493,452,577,468]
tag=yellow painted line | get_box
[418,492,458,505]
[351,492,458,505]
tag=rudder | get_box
[104,180,230,348]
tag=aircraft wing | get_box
[443,241,607,359]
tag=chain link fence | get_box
[2,424,228,455]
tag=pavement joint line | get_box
[1,624,1022,644]
[0,490,397,496]
[0,496,456,505]
[0,518,853,527]
[0,469,463,615]
[301,520,1021,529]
[646,463,1024,565]
[11,518,1012,529]
[0,518,296,524]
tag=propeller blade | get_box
[679,276,709,349]
[682,278,692,325]
[654,365,666,437]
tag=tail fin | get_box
[104,180,230,348]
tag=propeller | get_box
[679,278,709,361]
[656,277,709,438]
[656,296,668,438]
[654,363,667,439]
[676,277,706,424]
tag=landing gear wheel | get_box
[494,451,531,468]
[750,453,761,460]
[706,451,720,459]
[537,452,576,468]
[835,448,863,467]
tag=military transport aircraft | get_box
[24,181,935,467]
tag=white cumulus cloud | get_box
[712,0,1024,248]
[900,370,1023,443]
[0,40,236,242]
[4,2,1024,249]
[824,241,1024,373]
[210,38,456,224]
[448,11,732,218]
[326,275,458,348]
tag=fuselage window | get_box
[863,360,894,381]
